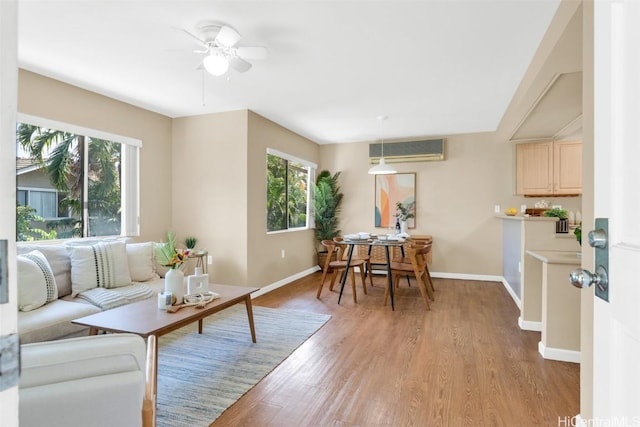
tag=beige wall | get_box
[172,110,320,287]
[17,70,173,242]
[172,110,249,285]
[321,132,505,275]
[247,111,320,286]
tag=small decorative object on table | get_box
[155,231,188,304]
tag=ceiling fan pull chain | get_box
[201,70,206,107]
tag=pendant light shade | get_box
[368,115,397,175]
[368,158,397,174]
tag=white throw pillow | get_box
[126,242,156,282]
[18,250,58,312]
[68,240,132,296]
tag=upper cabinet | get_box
[516,140,582,196]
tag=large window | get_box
[16,115,140,241]
[266,149,316,232]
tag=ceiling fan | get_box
[180,23,268,76]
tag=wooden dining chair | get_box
[334,237,374,288]
[394,242,435,293]
[317,240,367,303]
[386,244,433,309]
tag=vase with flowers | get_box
[395,201,415,235]
[155,231,188,304]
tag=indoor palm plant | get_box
[313,170,343,267]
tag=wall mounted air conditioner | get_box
[369,138,445,163]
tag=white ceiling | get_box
[17,0,560,144]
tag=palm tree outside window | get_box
[16,119,140,241]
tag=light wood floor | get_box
[211,273,580,427]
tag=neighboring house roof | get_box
[16,157,44,175]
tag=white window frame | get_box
[266,148,317,233]
[17,113,141,237]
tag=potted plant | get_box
[574,224,582,245]
[544,208,569,233]
[395,201,415,234]
[313,170,343,268]
[184,236,198,251]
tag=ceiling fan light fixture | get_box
[203,53,229,76]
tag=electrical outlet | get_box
[281,249,285,258]
[207,255,213,265]
[494,205,501,214]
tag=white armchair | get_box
[19,333,156,427]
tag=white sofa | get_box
[17,240,167,343]
[20,333,156,427]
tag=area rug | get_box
[156,305,331,427]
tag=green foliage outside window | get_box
[266,153,309,232]
[17,205,57,241]
[16,123,122,240]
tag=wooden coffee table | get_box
[73,283,259,390]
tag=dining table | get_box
[338,235,407,310]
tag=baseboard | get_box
[518,317,542,331]
[255,269,519,314]
[499,277,521,309]
[430,271,504,282]
[538,341,581,363]
[251,266,320,298]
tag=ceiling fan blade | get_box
[216,25,241,47]
[179,28,209,49]
[236,46,269,60]
[229,57,252,73]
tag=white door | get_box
[0,1,18,425]
[592,0,640,421]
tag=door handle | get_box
[569,218,610,301]
[570,265,609,292]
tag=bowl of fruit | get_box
[505,207,518,216]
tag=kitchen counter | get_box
[495,214,558,221]
[526,250,581,363]
[499,214,580,334]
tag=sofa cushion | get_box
[17,244,72,298]
[126,242,156,282]
[68,240,132,296]
[18,250,58,312]
[18,299,102,344]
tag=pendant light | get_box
[368,115,397,175]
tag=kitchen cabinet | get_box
[516,140,582,196]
